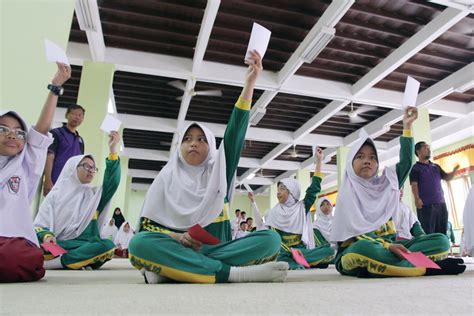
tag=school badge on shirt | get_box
[7,176,21,194]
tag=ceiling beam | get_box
[352,7,469,96]
[74,0,105,62]
[67,42,468,118]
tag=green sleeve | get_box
[313,228,329,246]
[303,176,322,213]
[223,106,250,197]
[97,158,121,212]
[35,226,55,243]
[395,136,414,188]
[410,222,425,237]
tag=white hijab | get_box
[462,187,474,256]
[114,221,134,249]
[0,110,40,245]
[0,111,28,183]
[140,122,227,231]
[100,218,118,240]
[34,155,105,241]
[393,200,419,240]
[330,130,400,242]
[313,197,333,242]
[265,178,315,249]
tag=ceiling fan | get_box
[334,102,376,124]
[280,144,311,159]
[168,80,222,101]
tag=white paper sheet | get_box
[100,114,122,133]
[245,23,271,61]
[44,39,70,65]
[402,76,420,107]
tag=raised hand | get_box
[108,131,120,154]
[403,106,418,130]
[51,62,71,86]
[244,49,263,85]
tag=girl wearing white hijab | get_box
[101,218,118,241]
[313,197,334,247]
[114,221,134,258]
[264,149,335,270]
[331,107,465,277]
[128,51,288,284]
[0,63,70,282]
[34,132,121,270]
[392,189,425,240]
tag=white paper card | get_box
[243,183,253,193]
[245,23,271,60]
[402,76,420,107]
[312,145,317,157]
[100,114,122,133]
[44,39,70,65]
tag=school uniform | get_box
[0,110,53,282]
[34,154,121,269]
[393,201,425,240]
[266,178,335,270]
[128,98,281,283]
[100,219,118,241]
[312,198,333,247]
[114,221,134,258]
[331,131,452,278]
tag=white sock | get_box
[142,269,171,284]
[43,256,63,270]
[228,261,289,283]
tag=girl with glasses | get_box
[34,132,121,270]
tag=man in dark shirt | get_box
[410,141,459,234]
[43,104,85,196]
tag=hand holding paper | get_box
[188,224,221,245]
[41,242,67,257]
[44,39,70,66]
[245,23,271,61]
[100,114,122,134]
[402,76,420,107]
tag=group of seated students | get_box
[0,51,469,284]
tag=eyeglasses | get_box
[78,163,98,173]
[0,125,27,140]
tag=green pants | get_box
[278,243,335,270]
[57,236,115,270]
[128,230,281,283]
[336,233,449,277]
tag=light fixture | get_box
[300,26,335,63]
[246,173,256,180]
[249,107,266,125]
[75,0,99,32]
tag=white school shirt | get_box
[0,127,53,246]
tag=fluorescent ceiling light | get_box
[301,26,335,63]
[246,173,256,180]
[75,0,98,31]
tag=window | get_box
[443,175,472,229]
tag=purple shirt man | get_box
[410,141,459,234]
[49,124,84,182]
[43,104,85,196]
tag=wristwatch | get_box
[47,84,64,96]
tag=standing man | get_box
[409,141,459,234]
[43,104,85,196]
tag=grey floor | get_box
[1,258,473,315]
